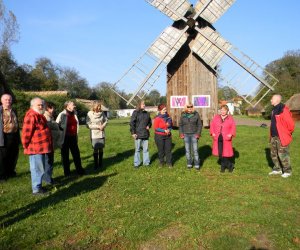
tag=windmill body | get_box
[111,0,279,127]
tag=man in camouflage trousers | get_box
[269,94,295,178]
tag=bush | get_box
[13,90,89,125]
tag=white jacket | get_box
[86,111,108,139]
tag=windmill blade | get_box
[148,26,188,64]
[111,26,188,106]
[145,0,192,21]
[192,25,278,106]
[191,26,232,68]
[195,0,236,24]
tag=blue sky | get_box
[4,0,300,94]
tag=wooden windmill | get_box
[111,0,278,126]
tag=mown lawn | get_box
[0,118,299,249]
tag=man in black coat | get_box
[130,101,152,168]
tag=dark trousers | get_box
[0,132,19,179]
[218,134,233,171]
[155,134,172,165]
[61,135,84,175]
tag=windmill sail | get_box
[195,0,236,24]
[145,0,192,21]
[192,25,278,106]
[111,26,188,106]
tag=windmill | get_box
[110,0,278,126]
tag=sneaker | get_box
[187,165,192,169]
[281,173,291,178]
[195,166,200,171]
[268,170,282,175]
[32,188,49,196]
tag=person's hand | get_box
[146,126,149,130]
[195,134,200,139]
[132,134,137,139]
[165,129,170,135]
[212,133,216,137]
[227,134,232,138]
[180,134,184,139]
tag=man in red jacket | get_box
[269,94,295,178]
[22,97,53,195]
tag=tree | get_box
[30,57,60,90]
[218,86,238,101]
[59,67,91,98]
[146,89,161,106]
[261,50,300,105]
[94,82,128,109]
[0,0,19,50]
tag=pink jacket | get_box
[210,115,236,157]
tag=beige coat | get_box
[86,111,108,139]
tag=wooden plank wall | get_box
[167,45,218,127]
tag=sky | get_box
[4,0,300,95]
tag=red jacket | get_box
[22,109,53,155]
[210,115,236,157]
[272,106,294,146]
[153,115,172,136]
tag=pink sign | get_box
[170,96,188,108]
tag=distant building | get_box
[115,106,158,118]
[285,93,300,121]
[245,103,265,117]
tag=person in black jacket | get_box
[130,101,152,168]
[179,103,202,170]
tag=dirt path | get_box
[234,117,300,128]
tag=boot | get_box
[93,152,99,169]
[99,152,103,168]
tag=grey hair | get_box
[30,97,44,107]
[64,100,74,109]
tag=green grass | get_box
[1,118,300,249]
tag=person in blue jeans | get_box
[130,101,152,168]
[179,103,202,170]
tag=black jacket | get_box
[130,109,152,139]
[179,111,202,135]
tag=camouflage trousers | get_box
[270,136,292,173]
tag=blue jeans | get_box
[184,134,200,168]
[29,154,52,193]
[134,139,150,167]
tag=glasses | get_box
[187,106,193,108]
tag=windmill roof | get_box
[285,94,300,111]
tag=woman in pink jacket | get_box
[210,105,236,172]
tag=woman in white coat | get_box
[86,102,108,169]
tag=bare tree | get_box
[0,0,19,100]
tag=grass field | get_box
[0,118,299,249]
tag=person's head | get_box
[30,97,45,114]
[64,101,76,112]
[184,103,194,113]
[137,100,145,110]
[158,103,167,114]
[220,105,229,116]
[1,94,12,109]
[45,102,55,115]
[92,101,102,112]
[271,94,282,106]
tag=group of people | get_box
[0,93,295,195]
[0,94,108,195]
[130,95,295,178]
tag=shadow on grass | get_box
[264,148,273,169]
[95,149,135,173]
[0,173,117,228]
